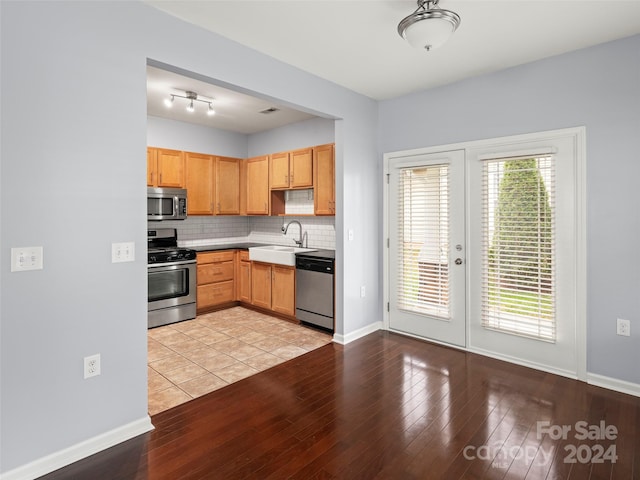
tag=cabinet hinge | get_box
[387,302,390,312]
[386,173,390,184]
[387,238,389,248]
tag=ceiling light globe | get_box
[398,7,460,51]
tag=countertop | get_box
[189,243,335,260]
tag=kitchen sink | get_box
[249,245,317,266]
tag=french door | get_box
[385,128,585,378]
[388,150,466,347]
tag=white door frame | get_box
[383,127,586,381]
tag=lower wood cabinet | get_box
[196,249,296,318]
[251,262,295,317]
[197,251,235,312]
[237,250,252,303]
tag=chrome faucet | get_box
[282,220,306,248]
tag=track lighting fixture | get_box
[163,90,215,116]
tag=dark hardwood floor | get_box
[40,331,640,479]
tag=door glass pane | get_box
[397,165,450,319]
[481,156,556,341]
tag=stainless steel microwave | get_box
[147,187,188,221]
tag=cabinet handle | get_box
[217,202,221,213]
[159,173,162,184]
[285,174,288,184]
[150,173,154,184]
[291,174,294,183]
[264,202,267,212]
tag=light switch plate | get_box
[112,242,135,263]
[11,246,43,272]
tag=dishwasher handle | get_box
[295,256,334,274]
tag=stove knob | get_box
[177,253,184,259]
[150,255,156,262]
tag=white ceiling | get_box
[147,66,317,134]
[146,0,640,132]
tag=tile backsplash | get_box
[154,214,335,250]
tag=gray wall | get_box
[248,116,336,157]
[147,116,247,158]
[379,35,640,385]
[0,1,378,474]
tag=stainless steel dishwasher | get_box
[295,253,334,332]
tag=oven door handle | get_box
[148,260,196,269]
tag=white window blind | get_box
[397,165,450,319]
[481,155,556,341]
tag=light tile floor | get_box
[148,306,333,415]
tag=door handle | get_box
[455,258,463,265]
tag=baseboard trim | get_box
[333,321,382,345]
[466,346,578,380]
[588,373,640,398]
[0,416,154,480]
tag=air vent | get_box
[259,107,280,114]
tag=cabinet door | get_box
[270,152,290,189]
[156,148,185,188]
[215,156,240,215]
[238,260,252,303]
[272,265,295,316]
[290,148,313,188]
[186,152,215,215]
[246,156,270,215]
[147,147,158,187]
[313,144,335,215]
[251,263,272,309]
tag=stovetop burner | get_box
[147,228,195,265]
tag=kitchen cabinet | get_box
[197,251,235,312]
[237,250,252,303]
[251,262,296,317]
[313,143,335,215]
[184,153,240,216]
[147,147,185,188]
[215,156,241,215]
[185,152,215,215]
[245,155,270,215]
[251,262,272,310]
[271,265,296,316]
[270,151,290,189]
[270,148,313,190]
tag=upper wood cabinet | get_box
[148,147,185,188]
[184,153,240,216]
[290,148,313,188]
[185,152,215,215]
[313,143,335,215]
[270,148,313,190]
[270,151,290,189]
[246,155,270,215]
[215,156,240,215]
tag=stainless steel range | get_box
[148,228,196,329]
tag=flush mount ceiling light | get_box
[398,0,461,51]
[164,90,215,116]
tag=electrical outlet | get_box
[84,354,101,379]
[360,286,366,298]
[616,318,631,337]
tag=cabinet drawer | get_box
[198,261,234,284]
[197,250,235,265]
[197,281,234,308]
